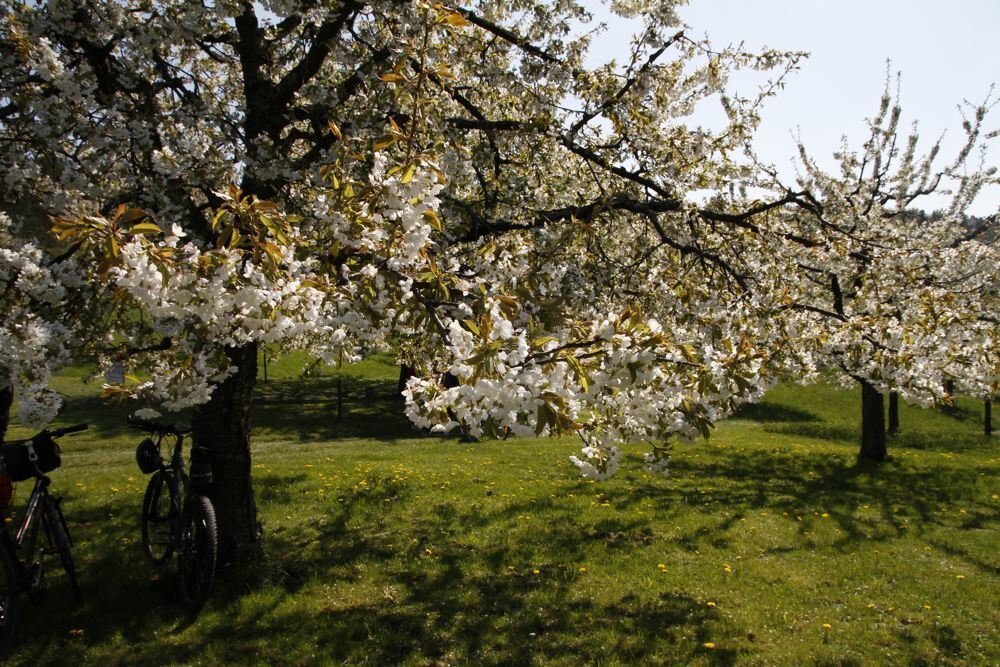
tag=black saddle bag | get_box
[0,434,61,482]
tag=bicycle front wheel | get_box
[177,494,217,611]
[142,469,179,564]
[44,497,82,602]
[0,538,19,659]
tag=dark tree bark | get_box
[859,380,887,462]
[0,384,12,444]
[397,364,415,397]
[192,343,263,571]
[888,391,900,436]
[987,398,993,437]
[943,379,956,412]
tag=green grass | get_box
[2,360,997,665]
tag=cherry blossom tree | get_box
[770,84,999,460]
[1,0,818,568]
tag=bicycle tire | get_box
[44,497,82,602]
[0,538,19,659]
[177,494,216,611]
[141,469,179,564]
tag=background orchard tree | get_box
[0,0,839,573]
[770,84,999,461]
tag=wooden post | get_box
[888,391,899,436]
[987,397,993,436]
[337,377,344,421]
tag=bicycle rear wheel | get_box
[0,537,20,658]
[44,497,82,602]
[177,494,216,611]
[142,469,179,564]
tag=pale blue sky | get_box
[583,0,999,215]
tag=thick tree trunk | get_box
[987,398,993,437]
[858,380,887,462]
[397,364,415,397]
[0,384,12,444]
[192,343,262,573]
[887,391,900,436]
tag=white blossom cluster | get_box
[0,213,79,427]
[98,161,445,415]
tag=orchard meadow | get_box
[0,0,996,664]
[2,355,997,665]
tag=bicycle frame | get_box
[12,476,49,555]
[159,431,190,494]
[0,473,63,593]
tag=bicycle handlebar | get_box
[127,414,191,435]
[47,423,88,438]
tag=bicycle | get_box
[0,423,87,657]
[128,414,217,611]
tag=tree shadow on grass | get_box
[594,447,998,556]
[926,539,1000,577]
[730,402,819,423]
[7,482,739,666]
[763,421,991,453]
[251,375,434,444]
[251,483,736,665]
[16,372,426,448]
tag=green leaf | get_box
[130,221,163,236]
[121,207,149,224]
[535,402,554,436]
[423,209,442,230]
[401,164,416,184]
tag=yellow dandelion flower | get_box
[703,642,716,649]
[822,623,832,630]
[955,575,966,580]
[923,604,931,610]
[706,601,716,607]
[532,569,540,575]
[579,567,587,572]
[723,565,732,573]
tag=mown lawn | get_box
[3,357,997,666]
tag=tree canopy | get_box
[1,0,995,565]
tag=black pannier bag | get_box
[0,434,61,482]
[189,446,213,490]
